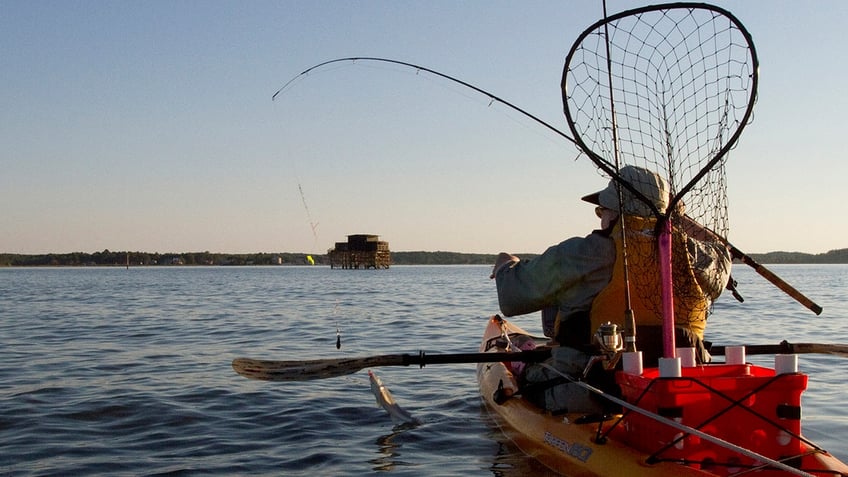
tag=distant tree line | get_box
[0,250,530,267]
[0,250,508,267]
[0,250,320,267]
[391,251,508,265]
[744,249,848,264]
[2,248,847,267]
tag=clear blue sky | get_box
[2,1,846,255]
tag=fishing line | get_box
[296,178,319,249]
[333,301,341,350]
[294,175,336,346]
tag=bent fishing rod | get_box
[273,57,580,149]
[273,56,821,315]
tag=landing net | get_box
[562,3,758,327]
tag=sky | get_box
[2,1,846,255]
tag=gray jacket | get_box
[494,230,616,337]
[494,228,731,339]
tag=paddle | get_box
[232,341,848,381]
[232,349,551,382]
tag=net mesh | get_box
[563,4,757,326]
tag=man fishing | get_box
[491,166,732,373]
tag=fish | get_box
[368,370,420,426]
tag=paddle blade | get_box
[790,343,848,358]
[232,355,407,382]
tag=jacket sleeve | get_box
[494,232,615,317]
[686,237,733,301]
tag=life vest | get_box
[588,215,712,341]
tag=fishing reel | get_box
[583,322,624,377]
[595,322,624,354]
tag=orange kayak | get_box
[477,315,848,476]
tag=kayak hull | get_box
[477,315,848,476]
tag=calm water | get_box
[1,264,846,476]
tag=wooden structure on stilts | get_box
[328,234,391,269]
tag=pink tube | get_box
[658,219,676,358]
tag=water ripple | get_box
[0,265,846,476]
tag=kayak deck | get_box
[477,315,848,476]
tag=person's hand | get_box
[490,252,519,279]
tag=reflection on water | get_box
[371,426,420,472]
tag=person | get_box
[491,165,732,367]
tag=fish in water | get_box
[368,370,420,426]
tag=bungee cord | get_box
[535,361,815,477]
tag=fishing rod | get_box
[272,56,821,315]
[600,0,638,353]
[273,56,580,148]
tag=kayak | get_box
[477,315,848,476]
